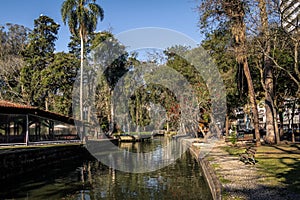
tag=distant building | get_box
[280,0,300,33]
[282,98,300,128]
[257,102,266,129]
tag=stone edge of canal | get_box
[0,143,92,181]
[185,140,222,200]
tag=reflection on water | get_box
[87,135,189,173]
[0,138,212,200]
[119,136,168,153]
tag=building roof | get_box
[0,100,36,109]
[0,100,75,124]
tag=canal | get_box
[0,137,212,200]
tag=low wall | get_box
[0,143,92,180]
[188,143,222,200]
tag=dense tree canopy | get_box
[0,23,30,102]
[20,15,60,108]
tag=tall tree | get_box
[20,15,59,108]
[250,1,299,142]
[224,1,261,146]
[202,26,243,136]
[92,32,129,135]
[256,0,280,144]
[199,0,261,145]
[0,23,30,102]
[61,0,104,121]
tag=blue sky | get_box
[0,0,203,52]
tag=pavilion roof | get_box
[0,100,35,109]
[0,100,76,124]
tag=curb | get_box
[189,145,222,200]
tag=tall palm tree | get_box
[61,0,104,122]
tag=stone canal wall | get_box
[188,142,222,200]
[0,144,92,180]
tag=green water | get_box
[0,138,212,200]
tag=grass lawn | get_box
[221,145,246,156]
[255,144,300,193]
[223,143,300,194]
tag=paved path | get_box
[207,140,300,200]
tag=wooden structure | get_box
[151,130,165,136]
[0,100,79,145]
[116,134,152,142]
[117,135,135,142]
[133,134,152,142]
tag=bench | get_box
[239,146,257,165]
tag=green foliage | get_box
[20,15,60,108]
[128,83,180,129]
[61,0,104,38]
[164,45,212,121]
[45,52,80,115]
[91,31,114,49]
[92,32,129,130]
[269,27,298,98]
[230,125,238,144]
[68,35,92,58]
[92,31,129,89]
[0,23,30,102]
[198,0,300,121]
[230,132,237,144]
[201,25,245,118]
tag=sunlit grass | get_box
[255,144,300,192]
[211,163,220,169]
[221,146,245,156]
[221,143,300,193]
[219,176,231,184]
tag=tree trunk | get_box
[273,105,280,143]
[223,0,261,146]
[166,120,170,132]
[225,114,229,136]
[264,68,276,143]
[291,100,296,142]
[45,97,48,111]
[257,0,277,144]
[279,109,284,137]
[243,59,261,146]
[79,29,85,141]
[109,90,115,135]
[294,39,300,97]
[80,30,84,122]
